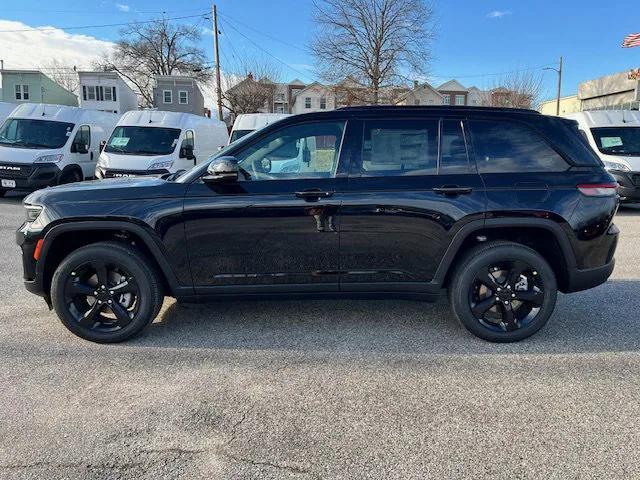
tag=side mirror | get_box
[180,144,195,160]
[203,156,239,184]
[73,142,89,154]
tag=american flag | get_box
[622,33,640,48]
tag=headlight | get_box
[25,205,43,222]
[148,160,174,170]
[34,154,64,163]
[24,204,46,231]
[603,160,631,172]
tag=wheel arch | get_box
[37,221,186,298]
[435,218,577,293]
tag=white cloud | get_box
[115,3,130,12]
[486,10,512,19]
[0,20,115,71]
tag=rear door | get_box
[339,116,486,291]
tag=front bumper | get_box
[0,162,62,190]
[610,170,640,202]
[95,167,169,179]
[16,222,49,303]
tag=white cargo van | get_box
[564,110,640,203]
[229,113,290,144]
[0,104,119,196]
[96,110,228,178]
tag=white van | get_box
[0,104,119,195]
[0,102,17,126]
[229,113,290,144]
[564,110,640,203]
[96,110,228,178]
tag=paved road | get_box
[1,191,639,479]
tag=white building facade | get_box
[78,71,138,114]
[291,82,335,114]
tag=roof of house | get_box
[436,79,468,92]
[396,82,443,103]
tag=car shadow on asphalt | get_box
[130,279,640,356]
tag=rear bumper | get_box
[0,162,61,190]
[565,258,615,293]
[610,170,640,202]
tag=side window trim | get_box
[437,117,474,175]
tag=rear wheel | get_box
[51,242,163,343]
[449,241,557,342]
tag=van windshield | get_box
[105,126,181,156]
[0,118,74,149]
[591,127,640,156]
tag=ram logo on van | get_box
[0,165,22,171]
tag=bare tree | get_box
[96,19,211,106]
[222,58,282,117]
[311,0,435,104]
[481,70,544,109]
[40,59,79,95]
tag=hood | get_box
[25,177,187,207]
[0,145,63,164]
[99,151,175,171]
[600,153,640,171]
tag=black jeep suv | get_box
[17,106,619,343]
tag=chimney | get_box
[247,71,254,80]
[0,59,4,71]
[413,80,419,89]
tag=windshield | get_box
[0,118,74,149]
[105,126,181,156]
[230,129,253,143]
[591,127,640,156]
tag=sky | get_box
[1,0,639,110]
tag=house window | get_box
[104,87,113,101]
[276,93,285,102]
[178,90,188,104]
[455,95,465,106]
[414,99,420,105]
[320,97,327,109]
[87,86,96,101]
[15,84,29,101]
[443,94,451,105]
[305,97,311,109]
[163,90,172,104]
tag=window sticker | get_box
[600,137,623,148]
[111,137,130,147]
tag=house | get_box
[578,70,640,111]
[78,71,138,114]
[0,69,77,106]
[436,80,469,106]
[291,82,335,114]
[396,81,444,106]
[152,75,205,115]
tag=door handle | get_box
[90,151,94,161]
[295,190,334,200]
[433,186,473,195]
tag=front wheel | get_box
[51,242,164,343]
[449,241,557,342]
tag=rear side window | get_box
[470,120,569,173]
[360,119,438,176]
[440,120,472,174]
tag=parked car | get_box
[229,113,290,144]
[95,110,228,179]
[0,104,119,196]
[564,110,640,203]
[17,106,619,343]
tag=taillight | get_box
[577,183,618,197]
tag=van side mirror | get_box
[180,144,195,160]
[203,156,239,184]
[72,142,89,154]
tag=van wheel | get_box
[51,242,164,343]
[59,169,82,185]
[449,241,557,342]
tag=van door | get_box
[339,117,487,290]
[178,130,196,170]
[69,125,92,180]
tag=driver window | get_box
[73,125,91,149]
[182,130,194,149]
[234,121,345,181]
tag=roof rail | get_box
[336,105,540,114]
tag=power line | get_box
[0,12,209,34]
[430,64,557,80]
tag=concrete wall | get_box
[579,71,640,110]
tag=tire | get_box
[59,168,82,185]
[51,241,164,343]
[448,241,557,343]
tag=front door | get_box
[183,119,349,293]
[339,117,487,290]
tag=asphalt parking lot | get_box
[1,191,639,480]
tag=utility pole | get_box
[212,4,223,121]
[556,56,563,116]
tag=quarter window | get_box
[234,121,345,181]
[163,90,172,104]
[440,120,471,174]
[360,119,438,176]
[470,120,569,173]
